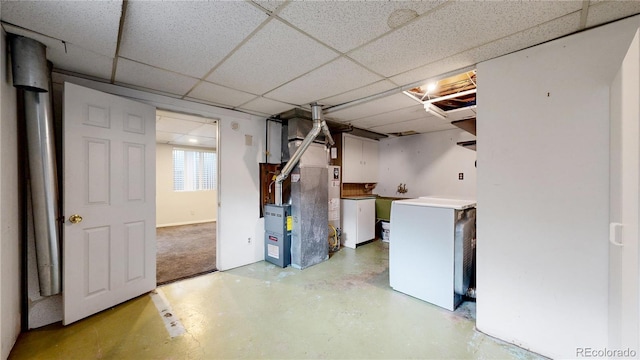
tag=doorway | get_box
[155,110,219,284]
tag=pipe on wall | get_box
[10,35,61,296]
[274,103,333,205]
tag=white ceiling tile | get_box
[278,1,445,53]
[447,107,477,122]
[369,117,455,134]
[170,135,217,149]
[252,1,287,14]
[586,2,640,28]
[156,131,183,143]
[119,1,268,78]
[157,117,203,134]
[390,12,581,86]
[188,124,218,138]
[181,135,215,144]
[197,139,218,148]
[2,24,113,81]
[188,81,258,108]
[1,1,121,58]
[115,58,198,96]
[157,110,217,124]
[347,104,427,128]
[326,93,418,122]
[238,97,296,116]
[351,1,583,77]
[319,80,398,106]
[207,19,338,95]
[264,57,383,105]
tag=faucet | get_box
[397,183,407,194]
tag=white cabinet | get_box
[341,198,375,249]
[342,134,378,183]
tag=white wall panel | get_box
[0,28,21,360]
[476,15,640,358]
[377,129,476,200]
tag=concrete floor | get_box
[9,241,544,359]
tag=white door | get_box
[608,30,640,350]
[362,139,378,183]
[342,135,362,183]
[357,199,375,243]
[63,82,156,325]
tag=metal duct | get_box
[11,36,61,296]
[274,102,333,205]
[9,36,49,92]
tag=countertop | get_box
[394,197,476,210]
[341,195,377,200]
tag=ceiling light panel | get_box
[319,80,398,106]
[264,57,382,105]
[390,11,581,85]
[188,81,258,108]
[350,1,583,77]
[2,24,113,80]
[327,93,417,122]
[586,2,640,28]
[238,97,295,116]
[115,58,199,96]
[277,1,445,53]
[207,19,338,95]
[119,1,268,78]
[171,135,216,149]
[1,1,122,58]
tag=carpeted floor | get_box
[156,222,217,285]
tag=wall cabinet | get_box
[342,134,378,183]
[341,198,375,249]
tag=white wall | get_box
[1,29,21,359]
[476,16,640,359]
[377,129,476,199]
[156,143,217,227]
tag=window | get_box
[173,148,217,191]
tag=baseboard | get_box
[156,219,216,228]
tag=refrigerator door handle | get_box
[609,222,624,247]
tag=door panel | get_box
[362,140,378,183]
[342,135,362,183]
[608,30,639,351]
[63,82,156,325]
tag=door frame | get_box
[54,74,228,269]
[154,111,219,283]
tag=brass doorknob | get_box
[68,214,83,224]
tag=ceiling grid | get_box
[1,0,639,135]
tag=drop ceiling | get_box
[156,110,217,149]
[2,1,639,136]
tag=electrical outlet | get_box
[247,237,252,244]
[458,173,464,180]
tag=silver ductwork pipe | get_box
[312,103,335,146]
[274,103,334,205]
[10,36,49,92]
[10,35,61,296]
